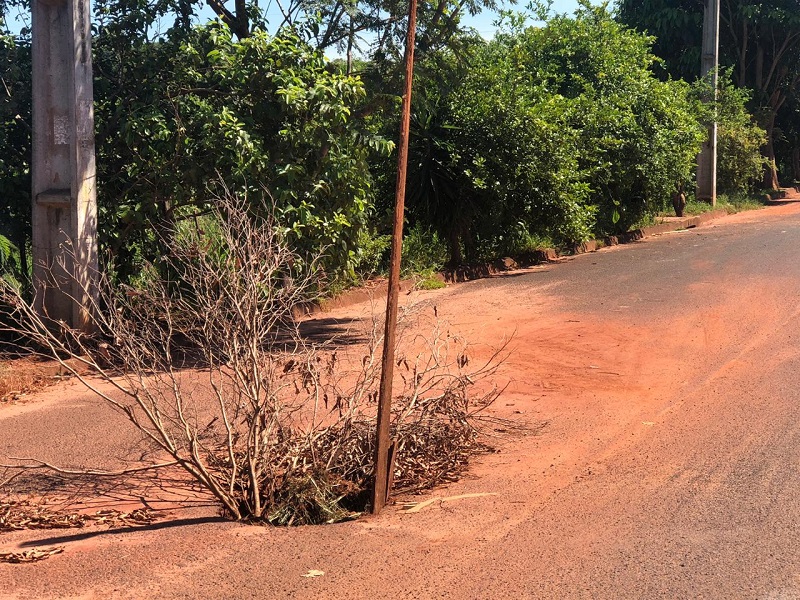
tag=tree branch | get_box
[205,0,238,31]
[1,459,179,477]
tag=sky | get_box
[167,0,586,59]
[193,0,587,44]
[460,0,582,38]
[5,0,586,42]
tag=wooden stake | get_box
[371,0,418,515]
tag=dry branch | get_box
[0,188,511,524]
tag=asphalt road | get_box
[3,201,800,599]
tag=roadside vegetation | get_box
[1,1,790,291]
[677,193,769,217]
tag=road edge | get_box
[301,208,731,316]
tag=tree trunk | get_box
[447,228,463,267]
[205,0,250,39]
[234,0,249,38]
[792,145,800,183]
[16,231,29,290]
[762,114,780,190]
[346,18,354,75]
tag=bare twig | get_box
[1,459,179,477]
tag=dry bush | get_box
[0,358,55,402]
[0,190,507,524]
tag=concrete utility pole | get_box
[696,0,720,205]
[31,0,98,331]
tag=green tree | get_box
[0,5,390,285]
[0,31,31,289]
[516,5,705,231]
[406,3,705,265]
[615,0,703,81]
[95,24,391,281]
[711,72,769,194]
[618,0,800,189]
[448,35,593,255]
[775,94,800,182]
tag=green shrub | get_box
[396,5,706,265]
[0,33,31,293]
[716,192,769,213]
[94,24,392,284]
[414,275,446,290]
[401,224,448,276]
[519,7,705,234]
[0,234,21,288]
[351,229,391,280]
[714,74,769,195]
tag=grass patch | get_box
[505,230,556,256]
[681,198,718,215]
[659,192,768,219]
[0,359,49,402]
[414,274,446,290]
[628,213,658,230]
[717,192,770,213]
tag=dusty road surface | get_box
[3,199,800,599]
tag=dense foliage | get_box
[618,0,800,188]
[398,6,706,264]
[516,8,705,233]
[0,33,30,289]
[1,18,391,285]
[0,0,789,288]
[711,73,769,195]
[95,24,391,281]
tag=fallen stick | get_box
[0,546,64,563]
[403,492,498,513]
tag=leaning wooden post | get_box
[371,0,418,515]
[31,0,98,331]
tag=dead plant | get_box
[0,189,508,524]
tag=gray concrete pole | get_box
[31,0,98,331]
[696,0,720,205]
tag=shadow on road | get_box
[765,198,800,206]
[18,515,229,548]
[297,316,368,347]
